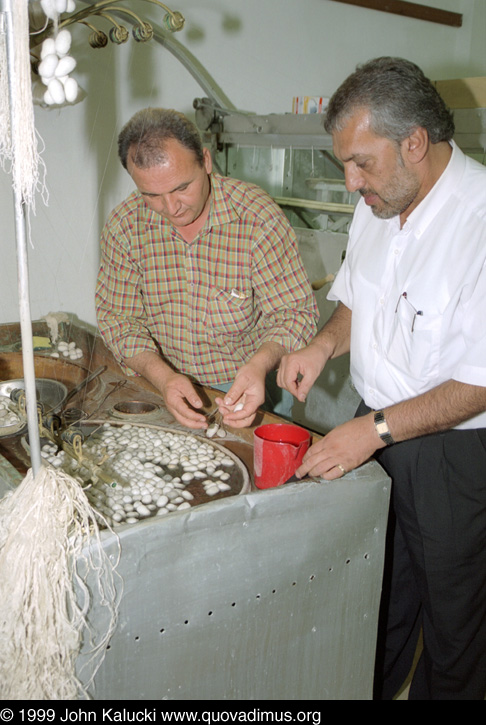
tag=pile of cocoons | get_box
[41,424,239,527]
[38,0,78,106]
[50,339,83,360]
[0,397,22,431]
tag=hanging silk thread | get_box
[0,0,48,220]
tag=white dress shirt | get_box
[329,141,486,430]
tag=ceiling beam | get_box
[329,0,462,27]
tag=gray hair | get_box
[118,108,205,170]
[324,57,455,145]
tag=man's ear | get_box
[203,146,213,174]
[401,126,429,165]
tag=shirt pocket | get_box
[205,287,255,336]
[385,297,442,381]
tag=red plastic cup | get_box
[253,423,311,489]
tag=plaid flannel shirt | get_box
[95,174,318,387]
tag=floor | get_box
[396,682,411,700]
[394,634,423,700]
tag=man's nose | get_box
[344,164,365,193]
[163,195,180,216]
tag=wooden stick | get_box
[329,0,462,27]
[312,273,335,291]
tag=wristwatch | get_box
[374,410,395,446]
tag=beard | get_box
[360,164,421,220]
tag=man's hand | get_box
[296,413,384,479]
[123,351,207,429]
[160,371,208,428]
[216,341,287,428]
[277,342,328,402]
[216,362,266,428]
[277,303,352,401]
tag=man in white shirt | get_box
[278,57,486,699]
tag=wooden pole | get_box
[329,0,462,28]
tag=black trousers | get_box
[357,402,486,700]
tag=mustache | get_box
[359,188,376,197]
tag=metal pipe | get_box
[147,22,238,112]
[1,0,42,474]
[76,1,238,112]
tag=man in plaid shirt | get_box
[96,108,318,429]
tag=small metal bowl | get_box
[112,400,159,416]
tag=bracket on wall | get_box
[329,0,462,27]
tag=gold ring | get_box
[337,464,346,475]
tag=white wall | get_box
[1,0,485,326]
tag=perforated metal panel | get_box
[81,460,390,701]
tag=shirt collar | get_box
[205,174,242,229]
[401,140,466,238]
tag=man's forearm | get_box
[297,378,486,480]
[246,341,288,374]
[122,351,175,393]
[311,302,352,360]
[385,379,486,443]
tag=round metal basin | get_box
[0,352,103,405]
[0,378,68,410]
[0,378,68,437]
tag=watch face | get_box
[376,422,388,436]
